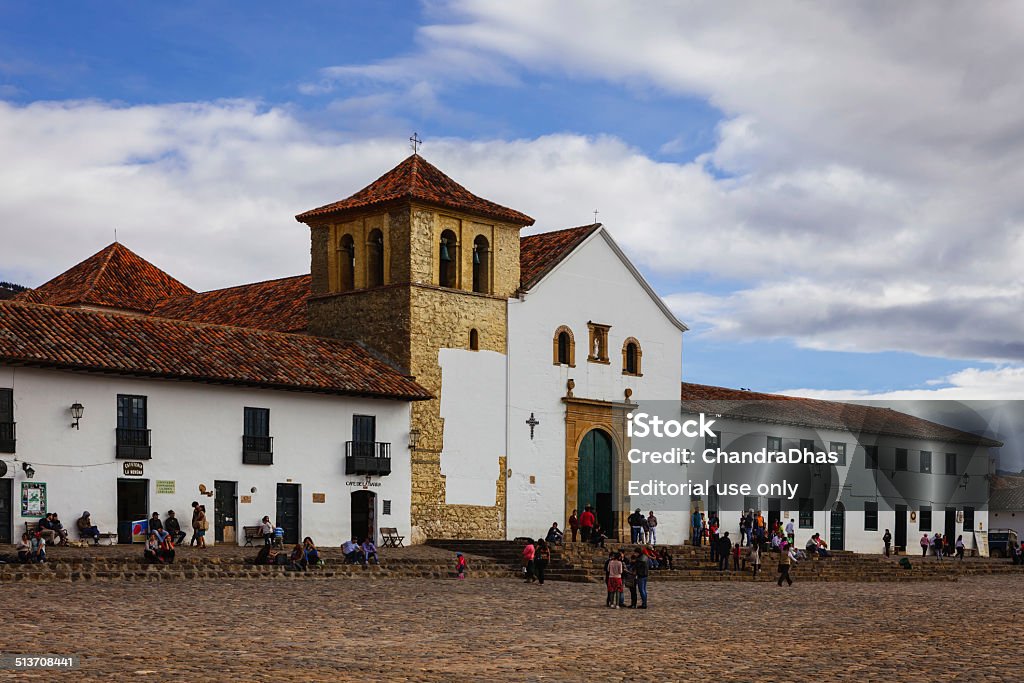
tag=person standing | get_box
[883,529,892,558]
[920,533,930,558]
[623,552,637,608]
[749,542,762,580]
[777,541,793,586]
[606,552,624,609]
[194,504,208,549]
[955,535,965,560]
[691,508,702,546]
[260,516,274,546]
[785,518,795,546]
[718,531,732,571]
[647,511,658,545]
[709,516,720,563]
[534,539,550,585]
[522,539,536,583]
[579,506,595,543]
[568,509,580,543]
[190,501,201,547]
[634,550,649,609]
[628,508,644,544]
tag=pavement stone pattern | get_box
[0,574,1019,681]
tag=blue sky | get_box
[2,1,1023,402]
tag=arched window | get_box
[552,326,575,366]
[367,229,385,288]
[472,235,490,294]
[622,337,642,376]
[439,229,458,288]
[338,234,355,292]
[469,328,479,351]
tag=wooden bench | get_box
[242,526,262,546]
[77,528,118,545]
[380,527,404,548]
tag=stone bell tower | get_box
[295,153,534,541]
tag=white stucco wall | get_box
[506,229,685,542]
[438,348,507,506]
[0,366,413,547]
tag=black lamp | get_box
[21,462,34,478]
[70,402,84,429]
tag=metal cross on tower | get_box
[593,209,599,224]
[409,132,422,154]
[526,413,540,440]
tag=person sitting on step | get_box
[288,543,307,571]
[164,510,186,546]
[545,522,564,545]
[303,537,320,567]
[361,537,379,565]
[144,532,162,564]
[16,532,32,563]
[342,537,365,564]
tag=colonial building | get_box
[677,384,1001,553]
[0,152,999,551]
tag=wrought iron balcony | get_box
[345,441,391,476]
[116,427,151,459]
[242,435,274,465]
[0,421,14,454]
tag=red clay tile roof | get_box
[152,274,310,334]
[519,223,601,291]
[0,300,431,401]
[680,382,1002,447]
[296,154,535,226]
[15,243,193,313]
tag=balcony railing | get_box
[242,435,274,465]
[0,421,14,454]
[345,441,391,476]
[116,427,151,460]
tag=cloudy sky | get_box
[2,1,1024,404]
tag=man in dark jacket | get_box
[719,532,732,571]
[164,510,186,545]
[628,508,644,544]
[633,550,650,608]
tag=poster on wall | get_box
[21,482,46,517]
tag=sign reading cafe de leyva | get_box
[0,150,1001,552]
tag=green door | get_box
[578,429,614,534]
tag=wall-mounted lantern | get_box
[70,402,84,429]
[408,428,421,450]
[21,462,35,478]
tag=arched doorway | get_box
[578,429,614,537]
[351,490,376,544]
[830,501,845,551]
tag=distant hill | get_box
[0,281,28,300]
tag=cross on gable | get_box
[409,132,422,154]
[526,412,540,439]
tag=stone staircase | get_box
[0,545,518,583]
[429,540,1024,583]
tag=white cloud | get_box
[781,366,1024,401]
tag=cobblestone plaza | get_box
[0,574,1019,681]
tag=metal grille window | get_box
[743,495,759,512]
[830,442,846,466]
[383,500,392,516]
[799,498,814,528]
[864,501,878,531]
[705,431,721,451]
[116,394,150,459]
[945,452,957,475]
[242,407,272,465]
[920,506,932,532]
[895,448,908,471]
[865,445,878,470]
[920,451,932,473]
[767,436,782,453]
[0,388,13,453]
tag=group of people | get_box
[254,537,321,571]
[919,532,966,560]
[603,548,650,608]
[15,531,48,563]
[567,507,610,548]
[341,537,379,565]
[626,509,659,545]
[521,538,553,584]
